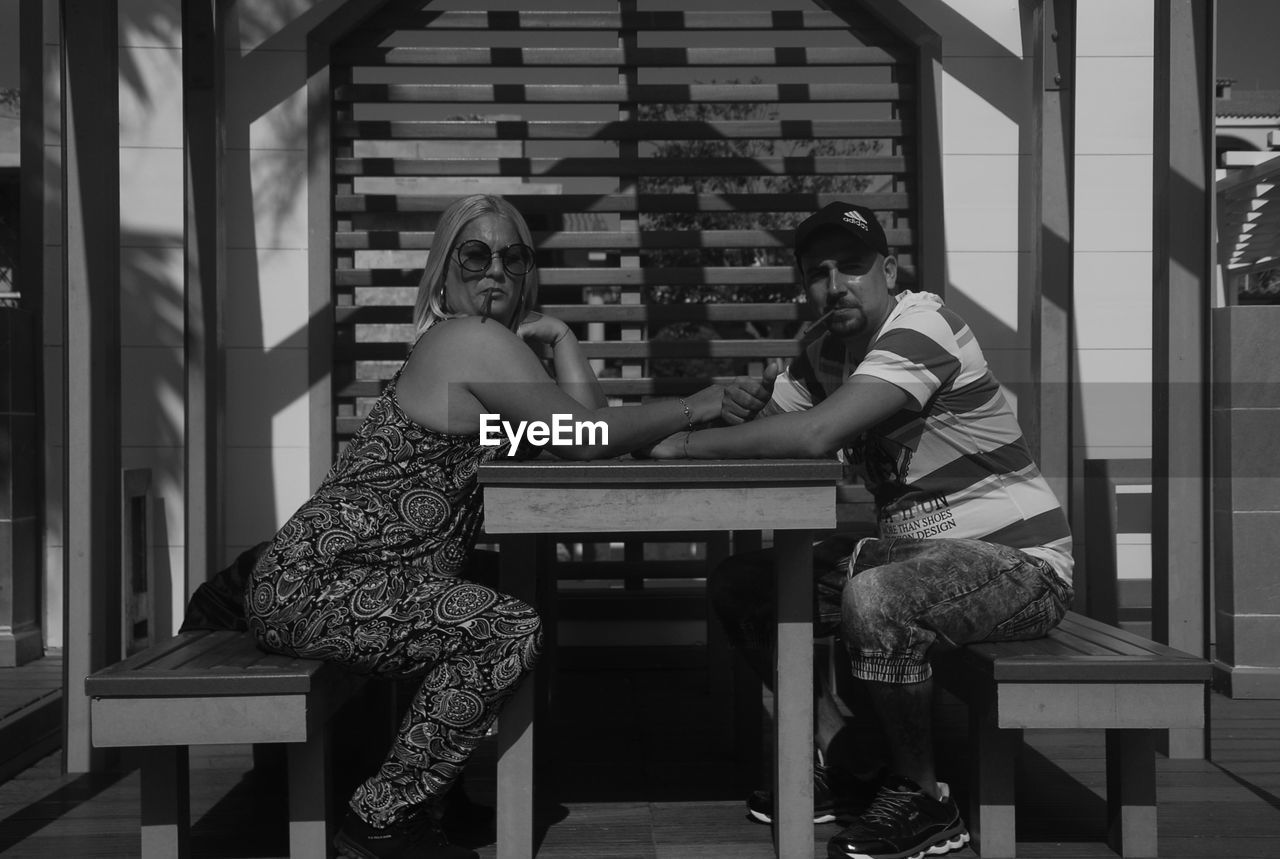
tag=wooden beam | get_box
[304,0,396,487]
[18,0,45,408]
[1030,0,1074,507]
[1152,0,1213,759]
[61,0,121,773]
[14,0,48,667]
[182,0,224,589]
[307,54,336,489]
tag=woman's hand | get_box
[517,310,607,409]
[683,384,727,426]
[516,310,571,348]
[633,431,688,460]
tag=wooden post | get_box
[303,1,397,488]
[61,0,122,774]
[1030,0,1074,507]
[1,21,43,664]
[182,0,224,592]
[308,40,337,492]
[1151,0,1212,759]
[8,0,49,667]
[772,530,814,859]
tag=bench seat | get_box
[937,611,1211,858]
[85,630,364,859]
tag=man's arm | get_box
[652,374,911,459]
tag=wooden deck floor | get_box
[1,649,1278,858]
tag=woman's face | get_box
[442,214,528,327]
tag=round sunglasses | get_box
[454,239,536,278]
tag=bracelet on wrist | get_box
[683,430,694,458]
[677,397,694,432]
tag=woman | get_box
[246,195,721,859]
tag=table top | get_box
[478,457,845,487]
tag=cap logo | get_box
[843,209,869,231]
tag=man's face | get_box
[797,228,897,342]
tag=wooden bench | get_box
[84,630,365,858]
[936,611,1210,858]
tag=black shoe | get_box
[826,776,969,859]
[747,762,883,825]
[333,811,479,859]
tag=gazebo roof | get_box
[1218,157,1280,278]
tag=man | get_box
[647,201,1074,859]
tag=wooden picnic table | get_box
[479,457,843,859]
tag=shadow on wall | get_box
[35,2,331,644]
[117,2,325,574]
[119,235,186,638]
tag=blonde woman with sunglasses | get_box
[247,195,721,859]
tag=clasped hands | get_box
[637,361,783,459]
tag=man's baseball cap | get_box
[793,202,890,259]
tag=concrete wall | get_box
[924,0,1037,417]
[1071,0,1155,583]
[219,1,338,568]
[1213,305,1280,697]
[117,0,188,643]
[39,1,190,650]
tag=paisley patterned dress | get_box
[246,359,542,827]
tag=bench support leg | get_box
[288,727,332,858]
[1106,728,1158,858]
[140,745,189,859]
[968,706,1019,859]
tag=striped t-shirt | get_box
[766,291,1073,584]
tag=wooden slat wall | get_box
[329,1,919,442]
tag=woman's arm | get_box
[429,317,721,459]
[516,311,607,409]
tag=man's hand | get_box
[721,360,781,425]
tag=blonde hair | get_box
[412,194,540,336]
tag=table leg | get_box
[139,745,189,858]
[772,530,814,859]
[498,535,539,859]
